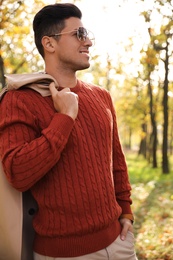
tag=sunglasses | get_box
[49,27,95,45]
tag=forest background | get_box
[0,0,173,259]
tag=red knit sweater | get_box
[0,80,133,257]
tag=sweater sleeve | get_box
[0,91,74,192]
[107,93,133,216]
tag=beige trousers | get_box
[34,231,138,260]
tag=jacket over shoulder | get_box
[0,72,58,100]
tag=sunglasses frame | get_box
[48,27,95,44]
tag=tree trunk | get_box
[138,123,147,158]
[162,42,169,174]
[148,80,158,168]
[170,112,173,155]
[0,54,5,88]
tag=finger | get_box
[61,87,71,93]
[120,226,128,241]
[49,82,57,95]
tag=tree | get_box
[140,0,173,173]
[0,0,47,89]
[140,34,160,167]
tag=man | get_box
[0,3,137,260]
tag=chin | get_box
[80,63,90,70]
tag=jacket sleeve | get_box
[0,90,74,192]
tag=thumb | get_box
[49,82,58,95]
[120,225,129,241]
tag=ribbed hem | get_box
[34,219,121,257]
[117,200,133,215]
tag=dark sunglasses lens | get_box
[78,27,87,41]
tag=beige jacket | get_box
[0,73,58,260]
[0,72,58,100]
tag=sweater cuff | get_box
[119,214,134,223]
[49,113,74,136]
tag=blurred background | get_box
[1,0,173,259]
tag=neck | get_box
[45,67,78,89]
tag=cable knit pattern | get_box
[0,80,133,257]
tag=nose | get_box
[84,37,94,47]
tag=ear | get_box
[41,36,55,53]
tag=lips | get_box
[79,49,89,54]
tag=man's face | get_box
[51,17,94,72]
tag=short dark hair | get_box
[33,3,82,58]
